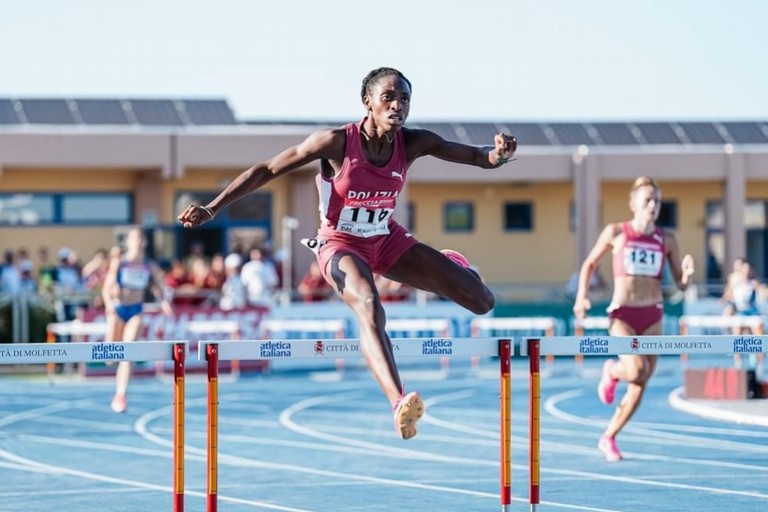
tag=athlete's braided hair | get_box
[360,67,412,105]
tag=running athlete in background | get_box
[179,67,517,440]
[102,227,172,413]
[721,258,763,369]
[573,176,694,461]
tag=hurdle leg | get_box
[173,343,186,512]
[544,327,555,371]
[206,344,219,512]
[231,328,241,380]
[529,338,541,511]
[46,328,56,381]
[499,339,512,511]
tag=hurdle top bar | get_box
[519,335,766,356]
[573,317,610,329]
[198,337,506,361]
[47,321,108,336]
[679,315,764,328]
[0,340,187,365]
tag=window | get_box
[0,194,54,224]
[657,201,677,228]
[0,193,131,225]
[63,194,132,223]
[175,191,272,224]
[228,193,272,222]
[504,202,533,231]
[407,201,415,232]
[443,202,474,232]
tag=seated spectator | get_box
[297,261,334,303]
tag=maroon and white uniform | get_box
[312,120,418,278]
[608,222,665,333]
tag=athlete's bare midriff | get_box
[611,275,663,306]
[117,287,145,306]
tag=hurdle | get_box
[261,318,348,376]
[0,340,188,512]
[198,337,514,512]
[572,317,610,375]
[45,320,108,378]
[520,334,766,512]
[387,318,453,377]
[679,314,765,335]
[679,315,765,370]
[471,317,560,373]
[157,320,242,380]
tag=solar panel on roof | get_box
[502,123,551,145]
[459,123,501,145]
[722,122,768,144]
[634,123,681,144]
[0,100,20,124]
[677,122,725,144]
[592,123,638,145]
[75,99,130,125]
[548,123,594,145]
[129,100,183,126]
[419,122,457,141]
[183,100,236,125]
[20,99,75,124]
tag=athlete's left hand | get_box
[493,133,517,164]
[681,254,695,277]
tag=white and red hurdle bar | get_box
[521,334,767,512]
[198,337,514,512]
[0,340,188,512]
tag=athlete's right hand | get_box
[178,204,215,228]
[573,297,591,319]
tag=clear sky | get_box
[1,0,766,122]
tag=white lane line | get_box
[0,401,89,427]
[668,386,768,428]
[136,387,768,507]
[136,392,627,511]
[545,390,768,454]
[0,447,314,512]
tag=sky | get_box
[1,0,766,123]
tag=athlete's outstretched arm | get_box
[178,129,343,227]
[405,129,517,169]
[573,224,619,319]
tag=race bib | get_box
[623,247,663,276]
[336,205,394,238]
[120,265,151,289]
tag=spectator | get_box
[19,260,36,293]
[0,250,21,295]
[240,247,279,306]
[208,254,227,291]
[297,261,334,302]
[220,253,247,310]
[54,247,81,292]
[37,246,57,294]
[187,257,219,306]
[164,258,195,306]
